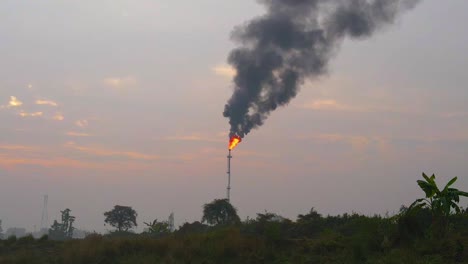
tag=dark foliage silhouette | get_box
[104,205,137,232]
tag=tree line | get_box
[0,173,467,263]
[41,173,467,241]
[1,172,466,241]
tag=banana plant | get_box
[143,219,170,234]
[410,173,468,217]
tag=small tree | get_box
[202,199,240,226]
[61,209,75,238]
[49,208,75,240]
[104,205,137,232]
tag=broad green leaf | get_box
[417,180,436,198]
[407,202,425,215]
[422,173,431,182]
[408,198,426,210]
[428,174,436,185]
[443,177,458,192]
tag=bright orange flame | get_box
[228,135,242,150]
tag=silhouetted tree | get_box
[0,219,3,239]
[295,208,324,238]
[202,199,240,226]
[62,209,75,238]
[49,220,63,240]
[176,221,208,234]
[104,205,137,232]
[297,208,322,222]
[244,211,292,240]
[256,211,284,222]
[49,208,75,240]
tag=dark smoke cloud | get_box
[223,0,420,138]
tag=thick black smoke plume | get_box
[223,0,420,138]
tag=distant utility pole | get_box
[40,195,48,230]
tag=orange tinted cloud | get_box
[164,135,224,143]
[9,96,23,107]
[19,111,43,117]
[66,131,92,137]
[1,96,23,109]
[103,76,137,89]
[0,144,156,172]
[212,65,236,78]
[0,145,38,151]
[0,154,153,172]
[53,112,65,121]
[298,99,361,111]
[65,142,159,161]
[36,99,58,107]
[298,133,400,159]
[75,119,88,128]
[298,133,373,151]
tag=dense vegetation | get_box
[0,174,467,264]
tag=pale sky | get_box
[0,0,467,233]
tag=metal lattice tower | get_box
[40,195,48,229]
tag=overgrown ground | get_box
[1,210,467,264]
